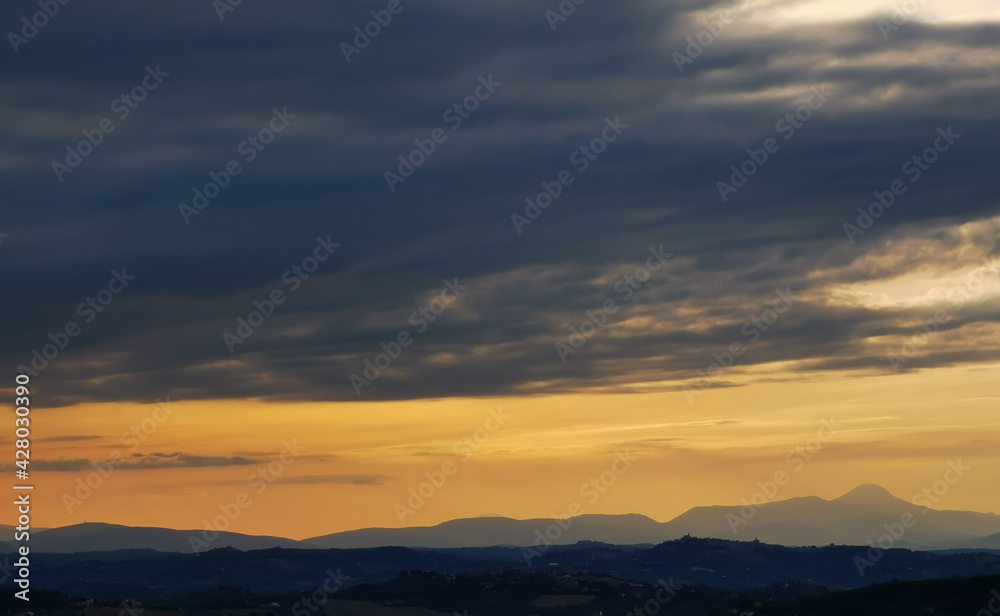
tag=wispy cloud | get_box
[6,453,261,472]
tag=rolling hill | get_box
[14,485,1000,553]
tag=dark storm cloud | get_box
[1,0,998,405]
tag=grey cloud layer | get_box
[1,0,997,405]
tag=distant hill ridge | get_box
[17,536,1000,602]
[10,484,1000,553]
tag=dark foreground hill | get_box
[4,570,999,616]
[8,536,1000,602]
[334,571,1000,616]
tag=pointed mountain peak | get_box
[834,483,898,504]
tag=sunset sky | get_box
[2,0,998,539]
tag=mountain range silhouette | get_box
[11,484,999,553]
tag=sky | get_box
[1,0,998,539]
